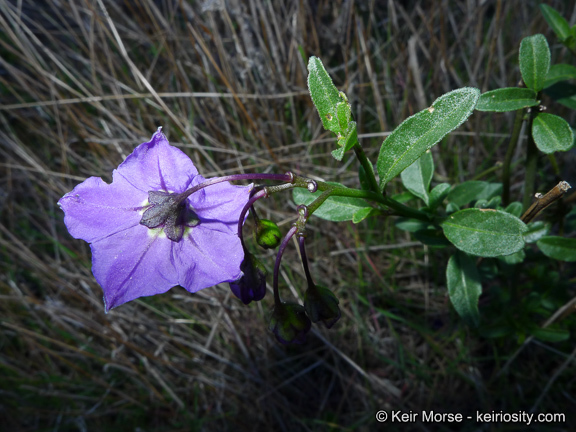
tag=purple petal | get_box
[59,129,254,311]
[58,176,146,243]
[115,129,198,194]
[188,177,253,234]
[175,226,245,293]
[90,224,179,311]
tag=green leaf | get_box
[519,34,550,92]
[531,326,570,343]
[395,218,430,232]
[544,81,576,109]
[400,150,434,205]
[413,229,450,247]
[359,164,375,191]
[524,221,550,243]
[332,121,358,161]
[447,181,502,207]
[293,183,372,222]
[307,56,342,134]
[474,196,501,210]
[544,63,576,88]
[532,113,575,153]
[428,183,451,210]
[446,252,482,327]
[441,208,527,257]
[504,201,523,218]
[475,88,539,112]
[540,4,572,41]
[336,99,351,132]
[537,236,576,261]
[377,87,480,189]
[498,249,526,265]
[352,207,377,224]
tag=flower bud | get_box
[229,251,267,304]
[304,284,341,329]
[254,219,282,249]
[268,302,311,344]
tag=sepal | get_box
[268,302,311,344]
[304,284,341,329]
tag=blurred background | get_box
[1,0,575,430]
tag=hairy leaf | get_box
[519,34,550,92]
[475,88,538,112]
[446,252,482,327]
[442,208,527,257]
[377,87,479,189]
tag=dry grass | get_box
[1,0,575,431]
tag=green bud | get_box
[268,302,311,344]
[304,284,341,329]
[254,219,282,249]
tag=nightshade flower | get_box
[58,128,252,311]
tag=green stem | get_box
[289,174,431,222]
[353,143,380,194]
[502,109,525,206]
[522,110,539,211]
[547,154,560,176]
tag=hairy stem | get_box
[522,109,539,211]
[353,143,380,193]
[502,109,525,206]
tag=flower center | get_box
[139,190,199,242]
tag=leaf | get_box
[352,207,377,224]
[446,252,482,327]
[544,63,576,88]
[544,81,576,109]
[498,249,526,265]
[537,236,576,261]
[377,87,480,189]
[531,326,570,342]
[400,150,434,205]
[504,201,523,218]
[293,183,372,222]
[307,57,342,134]
[532,113,575,153]
[540,4,572,42]
[524,221,550,244]
[441,208,527,257]
[447,181,502,207]
[475,88,539,112]
[395,218,430,232]
[332,121,358,161]
[519,34,550,92]
[428,183,451,210]
[413,229,450,247]
[359,163,375,191]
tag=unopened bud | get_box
[304,284,341,329]
[254,219,282,249]
[229,251,267,304]
[268,302,311,344]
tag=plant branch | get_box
[520,181,571,223]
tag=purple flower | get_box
[58,128,252,311]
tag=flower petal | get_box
[90,224,179,311]
[188,177,253,234]
[115,129,198,193]
[58,176,146,243]
[175,225,245,292]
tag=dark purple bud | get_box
[304,284,341,329]
[254,218,282,249]
[268,301,312,344]
[229,251,267,304]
